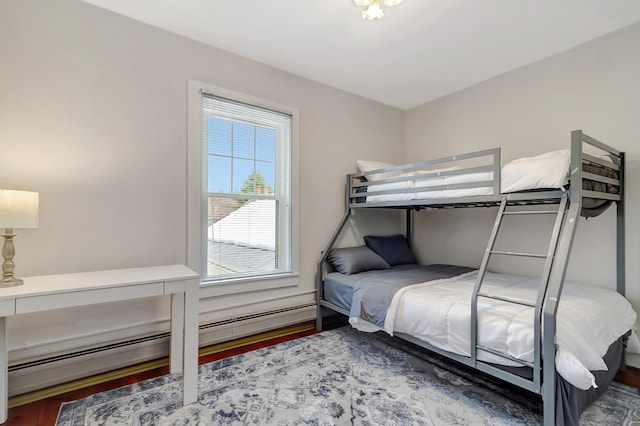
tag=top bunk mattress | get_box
[359,149,572,203]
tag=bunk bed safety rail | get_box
[570,130,625,295]
[571,130,623,203]
[349,148,501,208]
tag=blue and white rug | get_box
[56,327,639,425]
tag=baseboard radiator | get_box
[8,303,316,397]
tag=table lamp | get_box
[0,189,39,287]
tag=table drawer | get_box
[15,282,165,314]
[0,299,15,316]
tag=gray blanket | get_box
[350,264,474,328]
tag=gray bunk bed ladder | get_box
[471,195,568,378]
[470,194,571,426]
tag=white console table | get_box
[0,264,200,423]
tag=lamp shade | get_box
[0,189,39,229]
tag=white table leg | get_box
[0,317,8,423]
[170,292,184,375]
[182,279,199,405]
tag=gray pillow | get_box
[364,234,417,266]
[326,246,390,275]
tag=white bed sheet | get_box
[363,149,571,203]
[350,271,636,390]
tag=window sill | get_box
[198,272,300,299]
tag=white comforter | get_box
[351,271,637,390]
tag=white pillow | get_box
[356,160,402,182]
[501,149,571,193]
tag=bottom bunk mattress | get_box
[323,264,637,424]
[324,263,474,312]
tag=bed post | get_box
[405,209,412,244]
[540,131,584,425]
[316,175,353,331]
[617,151,625,296]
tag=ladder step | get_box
[477,292,536,307]
[490,250,547,259]
[476,345,535,368]
[503,210,558,215]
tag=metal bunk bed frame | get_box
[315,130,625,426]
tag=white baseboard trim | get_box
[627,352,640,369]
[8,305,316,397]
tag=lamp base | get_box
[2,228,24,287]
[0,277,23,287]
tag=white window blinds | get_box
[201,92,292,281]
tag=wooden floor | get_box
[4,320,640,426]
[5,324,319,426]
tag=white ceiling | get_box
[81,0,640,110]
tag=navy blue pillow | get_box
[364,234,417,266]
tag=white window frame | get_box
[187,81,299,296]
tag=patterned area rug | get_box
[56,327,640,425]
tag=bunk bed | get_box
[315,130,635,426]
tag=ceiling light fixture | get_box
[353,0,404,21]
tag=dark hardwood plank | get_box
[5,402,40,426]
[615,365,640,389]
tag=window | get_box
[187,82,297,286]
